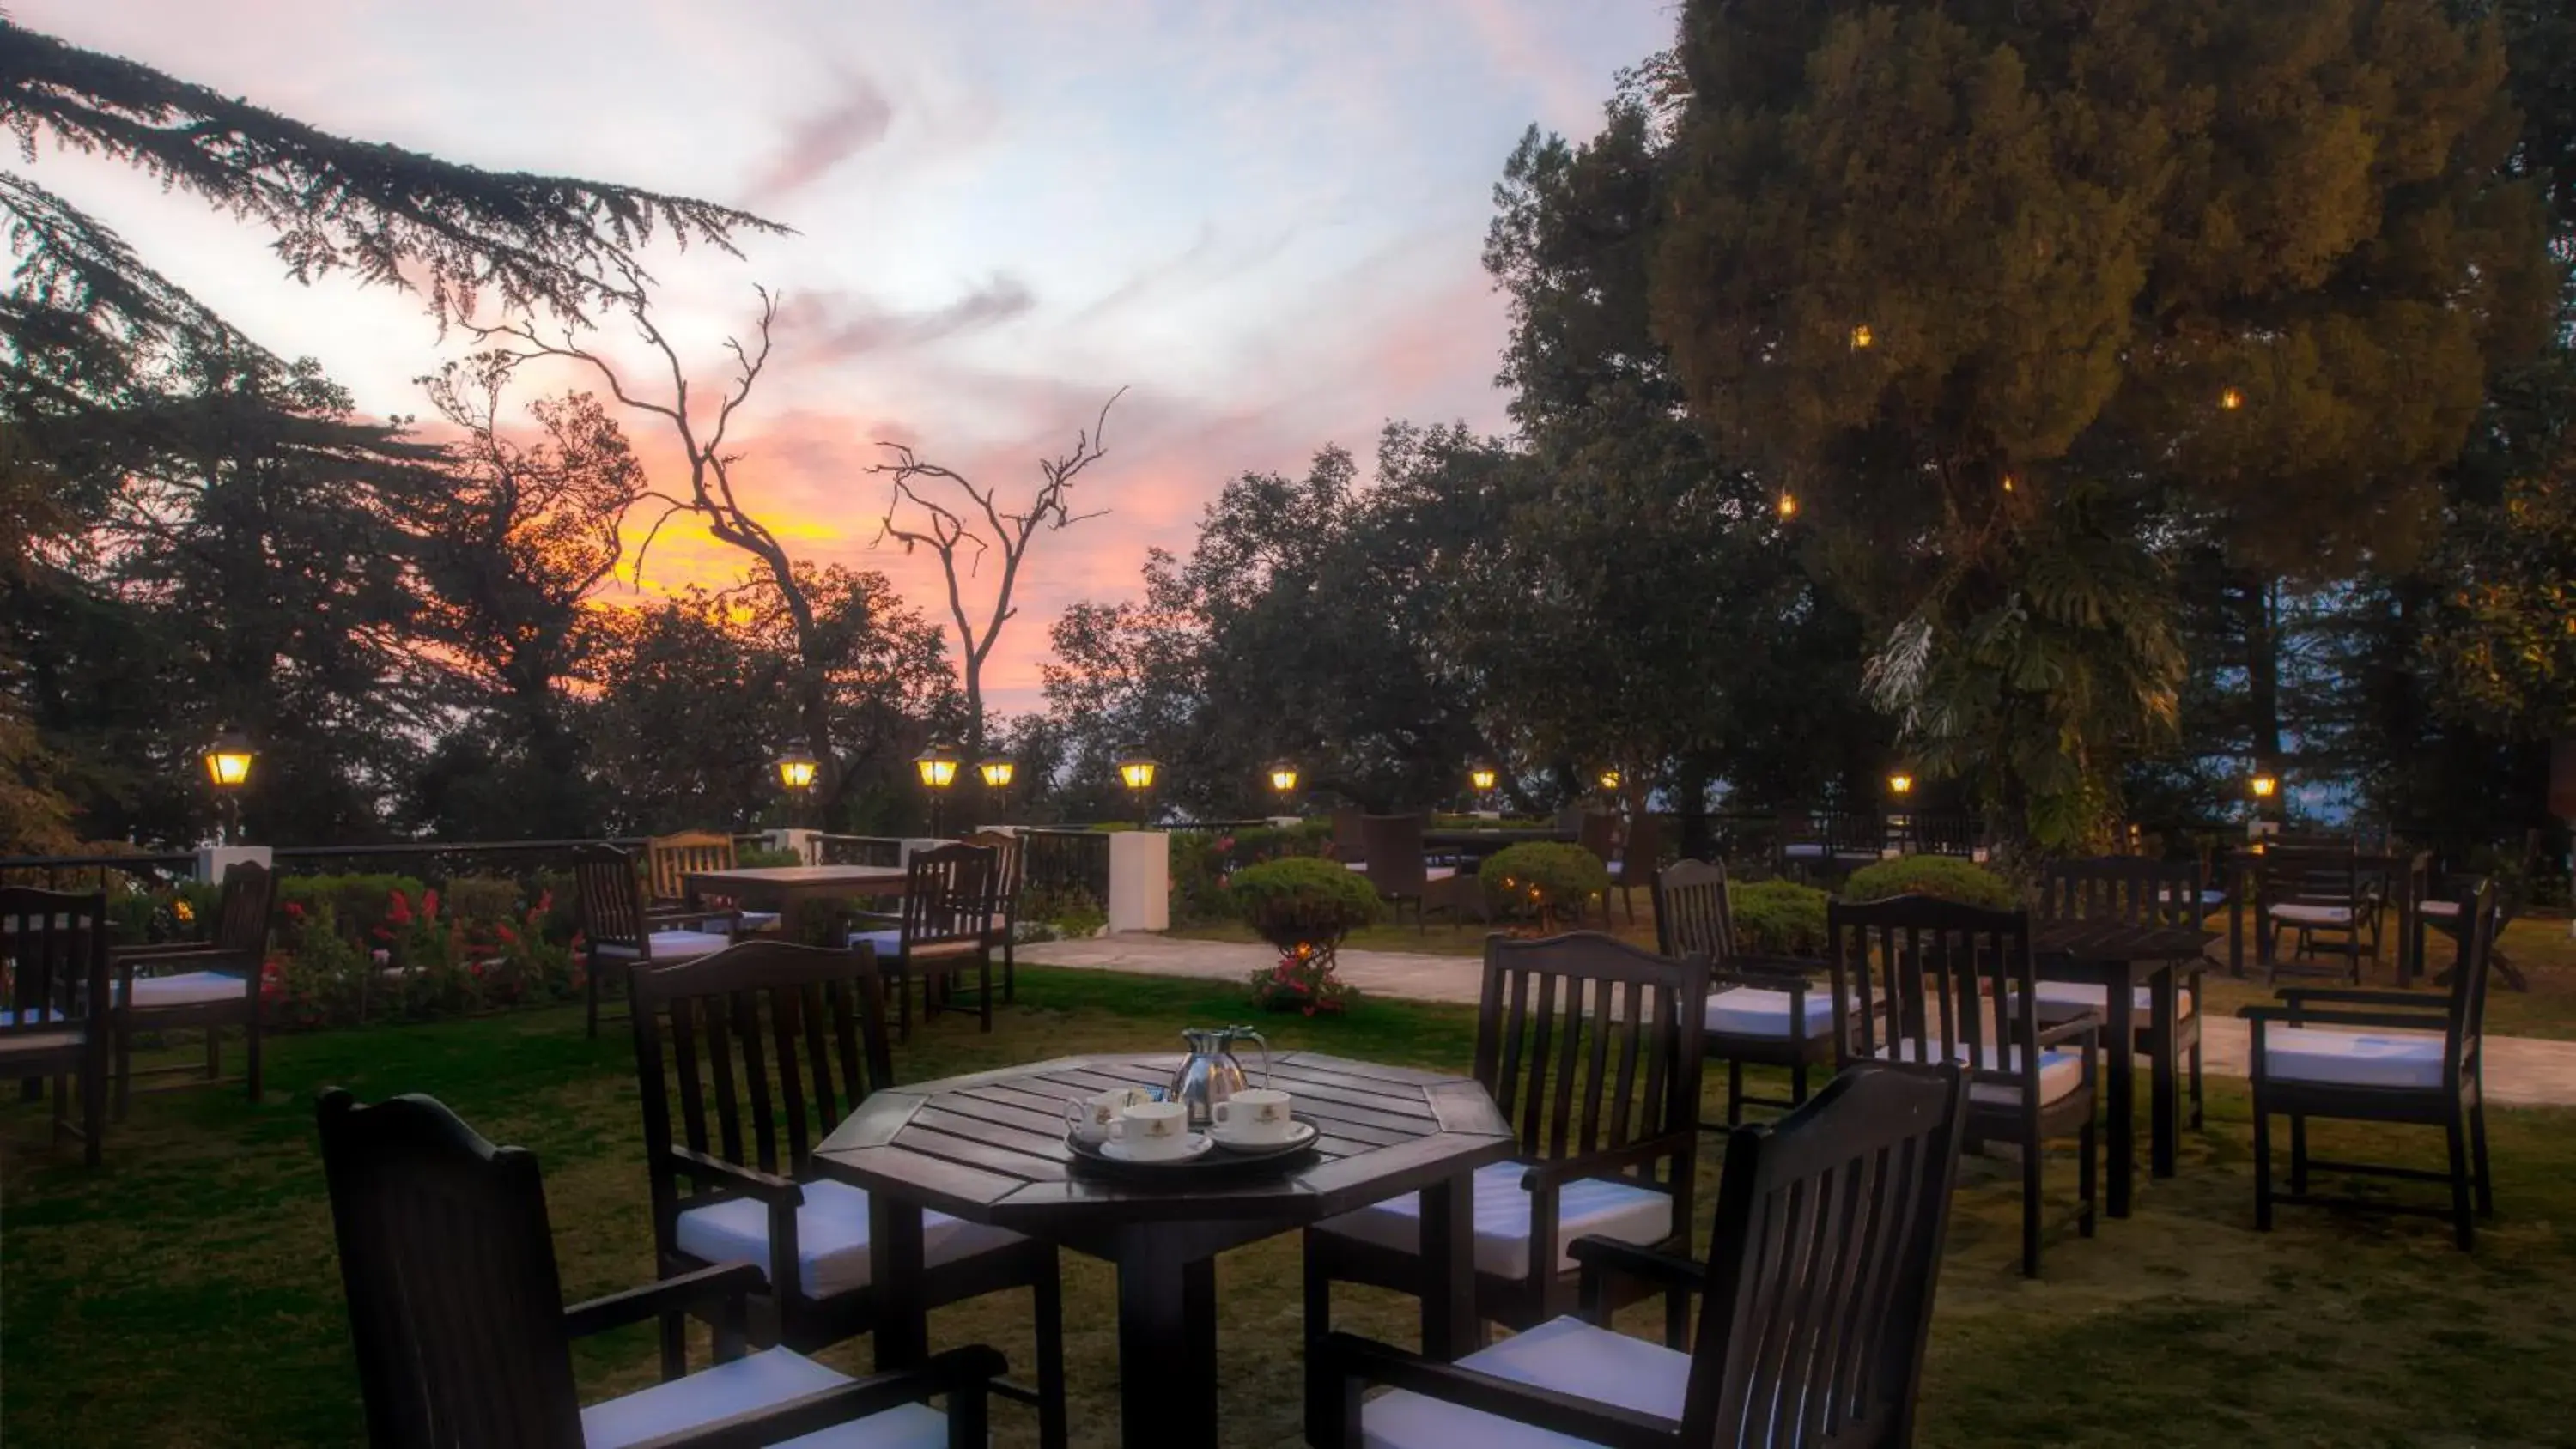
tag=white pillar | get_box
[196,845,273,882]
[1107,830,1170,933]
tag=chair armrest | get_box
[625,1344,1009,1449]
[564,1261,766,1341]
[2239,1006,2451,1032]
[1318,1331,1678,1449]
[1571,1234,1705,1326]
[661,1144,805,1205]
[2273,987,2444,1009]
[2034,1013,2104,1049]
[1519,1131,1696,1192]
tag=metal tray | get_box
[1064,1115,1322,1184]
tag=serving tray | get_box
[1065,1114,1322,1183]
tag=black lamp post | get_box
[914,740,962,837]
[201,726,256,846]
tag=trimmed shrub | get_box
[1170,821,1334,925]
[1731,879,1831,957]
[1479,842,1611,931]
[1840,856,2019,911]
[276,874,430,946]
[1227,857,1383,953]
[442,876,523,924]
[1020,882,1107,942]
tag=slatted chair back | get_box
[1655,858,1735,962]
[1616,811,1662,881]
[1475,932,1707,1184]
[630,942,893,1246]
[2040,857,2206,930]
[1680,1063,1971,1449]
[1360,815,1431,900]
[899,843,996,950]
[571,846,649,953]
[2256,847,2366,915]
[1826,895,2039,1089]
[1575,811,1617,867]
[0,888,108,1043]
[209,861,276,956]
[962,830,1025,918]
[646,831,736,906]
[316,1088,584,1449]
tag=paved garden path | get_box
[1021,933,2576,1108]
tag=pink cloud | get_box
[744,70,896,206]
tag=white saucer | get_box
[1211,1120,1318,1154]
[1100,1132,1213,1164]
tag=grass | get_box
[7,966,2576,1447]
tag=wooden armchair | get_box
[1359,814,1476,929]
[962,830,1025,1006]
[1656,858,1837,1125]
[1828,895,2101,1276]
[1316,1063,1970,1449]
[647,830,781,934]
[629,938,1066,1445]
[845,844,996,1039]
[1303,931,1706,1344]
[2256,847,2381,983]
[2241,880,2500,1250]
[317,1088,1006,1448]
[572,846,739,1039]
[0,888,110,1166]
[108,858,273,1117]
[2038,855,2211,1130]
[1607,811,1662,924]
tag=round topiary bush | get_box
[1228,856,1384,954]
[1479,842,1613,932]
[1231,857,1382,1016]
[1730,879,1831,957]
[1840,856,2019,911]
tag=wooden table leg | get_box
[2149,962,2178,1179]
[1419,1172,1479,1359]
[867,1192,929,1373]
[2106,980,2136,1219]
[1116,1250,1221,1449]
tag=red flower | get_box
[385,889,414,927]
[421,888,441,921]
[535,889,554,914]
[495,923,519,945]
[370,925,393,941]
[283,901,306,920]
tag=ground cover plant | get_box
[9,962,2576,1447]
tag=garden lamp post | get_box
[1884,768,1916,857]
[1267,760,1300,814]
[1469,763,1498,815]
[914,740,962,838]
[201,726,255,846]
[977,754,1016,824]
[2249,766,2280,842]
[1115,745,1160,823]
[773,745,819,828]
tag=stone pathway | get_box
[1020,933,2576,1108]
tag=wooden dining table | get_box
[2032,919,2217,1218]
[677,864,909,911]
[813,1050,1516,1449]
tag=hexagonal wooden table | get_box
[814,1049,1516,1448]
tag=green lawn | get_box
[7,967,2574,1447]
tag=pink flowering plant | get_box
[1228,857,1381,1016]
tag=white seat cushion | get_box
[581,1345,946,1449]
[121,971,245,1009]
[644,930,732,961]
[2262,1028,2445,1089]
[2416,900,2462,919]
[1425,865,1457,882]
[847,929,902,955]
[1344,860,1369,872]
[2030,982,2194,1020]
[1782,843,1827,859]
[722,910,784,933]
[1704,985,1834,1039]
[0,1027,84,1052]
[673,1176,1024,1300]
[1362,1313,1688,1449]
[1313,1160,1672,1279]
[2270,903,2358,926]
[1872,1040,2085,1106]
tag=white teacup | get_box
[1064,1086,1152,1144]
[1211,1088,1295,1144]
[1107,1100,1191,1160]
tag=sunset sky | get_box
[23,0,1672,714]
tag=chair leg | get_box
[2186,1031,2204,1131]
[585,966,600,1040]
[977,953,994,1034]
[2251,1099,2274,1231]
[1032,1250,1068,1449]
[2445,1110,2474,1251]
[81,1054,104,1167]
[895,962,913,1043]
[2470,1099,2494,1219]
[1790,1059,1811,1105]
[112,1019,131,1123]
[2289,1115,2308,1195]
[2020,1131,2044,1277]
[2077,1116,2098,1239]
[1003,936,1017,1005]
[659,1308,689,1381]
[1303,1234,1335,1449]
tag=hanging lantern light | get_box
[977,755,1016,790]
[202,726,256,790]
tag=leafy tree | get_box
[1651,0,2555,846]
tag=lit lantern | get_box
[774,746,820,792]
[1115,747,1160,794]
[2220,386,2245,411]
[1850,324,1874,349]
[202,727,256,790]
[1469,764,1498,794]
[1596,767,1622,791]
[1267,761,1299,796]
[2001,474,2017,494]
[2250,772,2278,802]
[1887,772,1915,797]
[977,755,1016,790]
[1777,492,1800,518]
[913,741,962,791]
